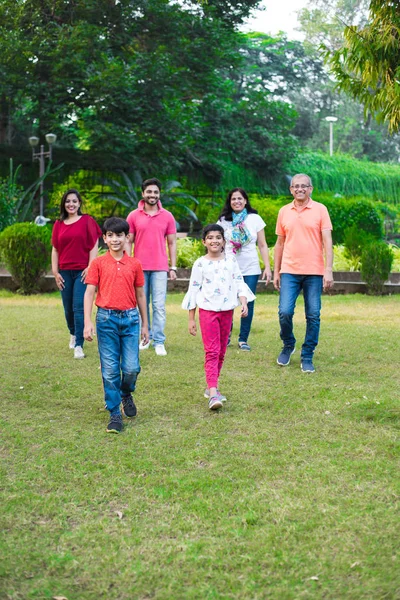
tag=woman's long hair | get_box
[218,188,258,222]
[59,189,84,221]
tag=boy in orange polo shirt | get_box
[84,217,149,433]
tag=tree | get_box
[328,0,400,132]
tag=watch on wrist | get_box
[170,266,177,271]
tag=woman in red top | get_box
[51,189,102,359]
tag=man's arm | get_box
[136,286,150,345]
[125,233,134,257]
[322,229,334,290]
[273,236,285,291]
[84,284,97,341]
[167,233,177,280]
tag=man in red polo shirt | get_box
[273,173,334,373]
[126,178,177,356]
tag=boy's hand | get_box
[84,321,95,341]
[141,326,149,345]
[189,319,197,336]
[240,302,248,318]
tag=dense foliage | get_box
[361,241,394,294]
[0,223,52,293]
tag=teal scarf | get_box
[230,209,251,254]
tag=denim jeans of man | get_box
[278,273,323,360]
[143,271,168,345]
[96,308,141,415]
[238,273,259,343]
[59,269,86,347]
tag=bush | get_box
[176,237,204,268]
[320,196,383,244]
[361,242,394,295]
[343,225,375,271]
[0,223,52,294]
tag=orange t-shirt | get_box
[275,199,332,275]
[86,251,145,310]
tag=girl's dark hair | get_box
[102,217,129,235]
[202,223,225,241]
[218,187,258,222]
[59,189,83,221]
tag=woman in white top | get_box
[217,188,271,351]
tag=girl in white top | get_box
[182,224,255,411]
[218,188,271,351]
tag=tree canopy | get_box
[327,0,400,132]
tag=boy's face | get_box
[103,231,127,252]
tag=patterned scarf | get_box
[230,209,252,254]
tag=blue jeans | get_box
[238,274,259,343]
[59,269,86,347]
[96,308,141,415]
[143,271,168,345]
[278,274,323,360]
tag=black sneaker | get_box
[106,414,123,434]
[277,346,295,366]
[122,394,137,418]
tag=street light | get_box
[325,117,338,157]
[29,133,57,217]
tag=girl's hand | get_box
[81,267,89,282]
[261,268,272,285]
[189,319,197,336]
[54,272,65,290]
[240,302,248,318]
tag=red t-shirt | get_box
[126,201,176,271]
[52,215,102,270]
[86,251,145,310]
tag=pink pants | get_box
[199,309,234,389]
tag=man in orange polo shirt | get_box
[273,174,334,373]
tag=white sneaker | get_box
[74,346,85,359]
[69,335,76,349]
[154,344,167,356]
[139,340,151,350]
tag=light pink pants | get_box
[199,308,234,389]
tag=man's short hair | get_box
[102,217,129,235]
[291,173,313,187]
[141,178,162,192]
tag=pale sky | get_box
[243,0,309,39]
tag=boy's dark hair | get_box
[141,177,162,192]
[202,223,225,240]
[59,188,83,221]
[218,187,258,222]
[102,217,129,235]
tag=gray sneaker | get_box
[204,388,227,402]
[277,346,295,366]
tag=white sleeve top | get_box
[181,255,256,311]
[218,213,266,276]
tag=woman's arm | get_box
[81,239,99,282]
[51,247,65,290]
[257,229,272,285]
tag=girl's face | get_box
[202,231,224,255]
[230,191,247,213]
[64,193,81,216]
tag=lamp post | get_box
[325,117,338,157]
[28,133,57,217]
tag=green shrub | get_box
[176,237,204,268]
[0,223,52,294]
[318,196,383,244]
[361,242,394,295]
[343,225,375,271]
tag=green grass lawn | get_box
[1,291,399,600]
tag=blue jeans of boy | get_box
[96,308,141,415]
[143,271,168,345]
[238,274,259,343]
[59,269,86,347]
[278,274,323,361]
